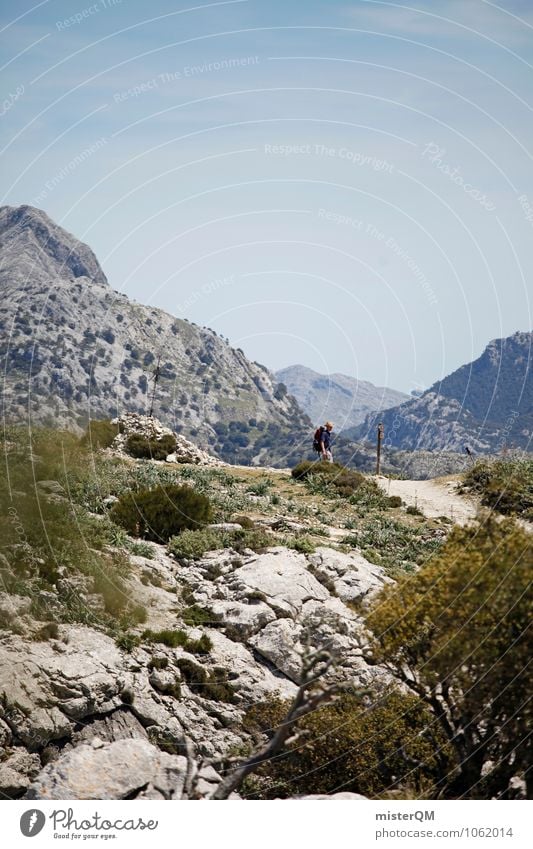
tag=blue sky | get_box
[1,0,532,392]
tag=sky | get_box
[1,0,533,393]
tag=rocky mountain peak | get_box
[0,204,108,287]
[356,330,532,453]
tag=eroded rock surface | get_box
[0,540,389,799]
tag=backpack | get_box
[313,426,324,453]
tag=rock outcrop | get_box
[0,540,390,800]
[111,412,224,466]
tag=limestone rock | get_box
[0,749,41,798]
[25,738,188,800]
[307,547,392,604]
[234,549,330,615]
[111,412,224,467]
[249,619,303,683]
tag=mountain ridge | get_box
[353,331,532,453]
[0,205,309,465]
[275,364,409,431]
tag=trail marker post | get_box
[376,422,384,475]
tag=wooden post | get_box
[376,422,384,475]
[148,353,161,418]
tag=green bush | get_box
[125,433,177,461]
[168,526,273,560]
[110,484,212,542]
[142,628,212,654]
[242,689,451,799]
[387,495,403,508]
[461,458,533,517]
[406,505,424,516]
[367,517,532,798]
[291,461,366,498]
[0,428,144,630]
[288,535,316,554]
[233,515,256,529]
[116,632,141,652]
[80,419,120,449]
[351,516,442,574]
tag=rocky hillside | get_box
[1,422,529,800]
[354,331,533,453]
[276,364,408,431]
[0,205,309,466]
[0,424,450,800]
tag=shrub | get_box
[288,535,315,554]
[406,505,423,516]
[291,461,366,498]
[148,656,169,670]
[387,495,403,508]
[168,527,273,560]
[80,419,120,449]
[246,478,274,496]
[233,515,256,529]
[116,632,141,652]
[125,433,177,461]
[176,658,237,703]
[33,622,59,641]
[142,628,212,654]
[242,689,451,799]
[366,517,532,798]
[110,484,212,542]
[461,458,533,517]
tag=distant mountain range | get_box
[2,205,529,466]
[353,331,532,453]
[0,205,310,465]
[275,365,409,431]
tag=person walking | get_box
[316,421,334,462]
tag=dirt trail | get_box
[375,475,478,525]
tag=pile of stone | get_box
[110,412,224,467]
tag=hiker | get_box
[313,421,334,462]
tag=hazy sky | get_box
[2,0,532,392]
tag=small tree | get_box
[366,516,532,798]
[110,484,212,542]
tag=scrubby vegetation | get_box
[0,427,145,631]
[366,517,532,798]
[241,688,451,799]
[460,457,533,518]
[141,628,212,654]
[110,483,212,542]
[291,460,390,507]
[342,515,442,574]
[125,433,177,461]
[176,658,237,703]
[80,418,120,449]
[168,526,273,560]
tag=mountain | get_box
[0,205,310,465]
[275,364,409,431]
[354,332,533,453]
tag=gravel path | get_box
[375,475,478,525]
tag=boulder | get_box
[25,738,188,800]
[235,549,330,615]
[307,547,391,603]
[209,599,276,638]
[111,413,224,467]
[0,750,41,798]
[249,619,303,683]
